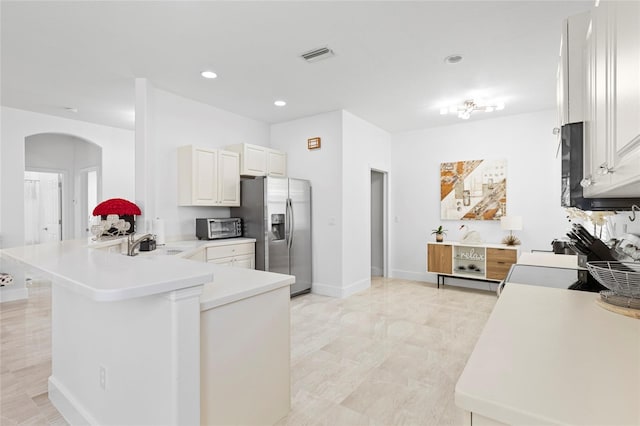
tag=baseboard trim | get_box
[311,282,343,298]
[390,270,497,292]
[312,278,371,299]
[0,286,28,303]
[49,376,98,425]
[342,278,371,298]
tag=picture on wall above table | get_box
[440,159,507,220]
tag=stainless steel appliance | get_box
[231,177,312,296]
[195,218,242,240]
[560,122,640,210]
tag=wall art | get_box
[440,159,507,220]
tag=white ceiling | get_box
[1,1,593,133]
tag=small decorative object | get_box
[307,137,321,150]
[459,224,482,244]
[92,198,142,239]
[501,215,522,246]
[431,225,447,242]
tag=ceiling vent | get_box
[301,47,335,63]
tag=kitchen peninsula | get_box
[0,239,294,425]
[456,282,640,425]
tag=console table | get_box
[427,242,518,288]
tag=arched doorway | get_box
[24,133,102,243]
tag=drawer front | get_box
[206,243,254,261]
[486,262,512,281]
[486,248,517,281]
[486,248,517,263]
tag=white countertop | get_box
[199,265,294,311]
[1,237,291,310]
[455,283,640,425]
[1,240,216,301]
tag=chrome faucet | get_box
[127,233,154,256]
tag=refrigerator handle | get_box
[287,198,294,249]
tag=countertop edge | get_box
[200,275,295,311]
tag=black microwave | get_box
[560,122,640,210]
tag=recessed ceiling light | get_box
[444,54,463,65]
[200,71,218,79]
[274,100,287,107]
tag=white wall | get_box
[270,110,391,298]
[390,109,568,282]
[1,107,134,248]
[342,111,392,295]
[144,87,270,240]
[270,111,344,296]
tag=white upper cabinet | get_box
[226,143,287,177]
[266,149,287,177]
[579,1,640,197]
[218,150,241,205]
[558,11,589,126]
[177,145,240,206]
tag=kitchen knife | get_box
[568,231,591,251]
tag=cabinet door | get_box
[267,149,287,177]
[218,150,240,206]
[193,148,219,205]
[244,145,267,176]
[613,0,640,163]
[486,248,517,281]
[427,243,452,275]
[233,254,255,269]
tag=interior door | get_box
[24,171,62,244]
[288,178,312,294]
[266,177,289,275]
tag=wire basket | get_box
[586,261,640,298]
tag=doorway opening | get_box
[24,133,102,243]
[76,167,100,238]
[24,171,63,245]
[370,169,388,277]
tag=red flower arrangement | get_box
[93,198,141,216]
[92,198,141,235]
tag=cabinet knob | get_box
[580,176,593,187]
[597,163,614,175]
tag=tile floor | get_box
[1,277,496,426]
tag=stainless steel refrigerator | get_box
[231,177,312,296]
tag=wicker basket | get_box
[586,261,640,298]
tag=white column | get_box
[165,286,204,426]
[135,78,155,232]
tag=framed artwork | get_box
[307,137,321,150]
[440,159,507,220]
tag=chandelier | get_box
[440,99,505,120]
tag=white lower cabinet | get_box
[206,242,255,269]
